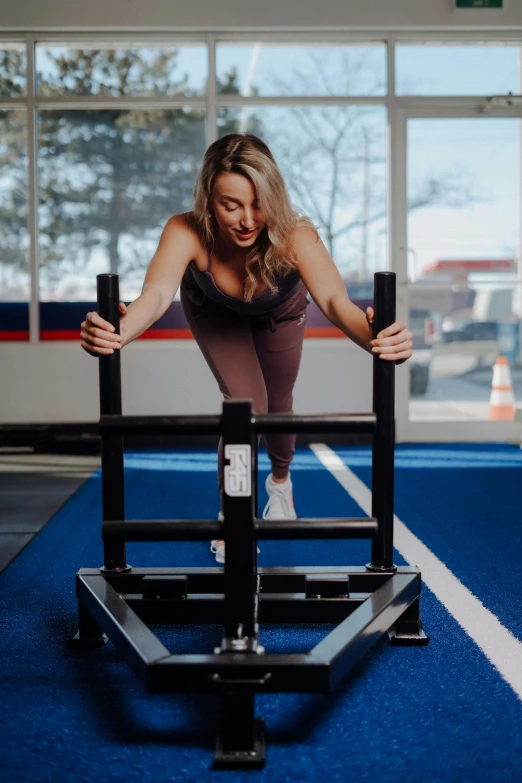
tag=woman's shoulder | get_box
[167,211,203,240]
[290,221,321,247]
[165,212,207,259]
[287,222,321,266]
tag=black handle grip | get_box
[96,273,121,335]
[372,271,396,339]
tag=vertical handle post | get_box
[97,273,128,572]
[221,399,259,648]
[368,271,397,572]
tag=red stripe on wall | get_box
[137,329,193,340]
[40,328,195,341]
[40,330,80,340]
[0,331,29,341]
[37,327,346,341]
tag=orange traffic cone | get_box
[489,356,515,421]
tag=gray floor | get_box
[0,450,101,573]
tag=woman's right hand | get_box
[80,302,127,357]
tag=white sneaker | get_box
[210,511,260,564]
[210,539,225,564]
[210,512,225,564]
[262,473,297,520]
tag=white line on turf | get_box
[309,442,522,703]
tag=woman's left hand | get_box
[366,307,413,363]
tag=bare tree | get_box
[248,47,478,280]
[0,46,254,300]
[1,46,211,299]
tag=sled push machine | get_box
[70,271,429,769]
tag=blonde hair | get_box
[193,133,319,302]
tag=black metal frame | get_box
[69,271,429,769]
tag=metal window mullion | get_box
[214,95,387,106]
[29,32,209,44]
[395,104,522,119]
[34,96,207,108]
[0,98,26,105]
[32,96,385,108]
[387,30,522,44]
[206,33,218,147]
[217,95,522,108]
[14,30,388,43]
[396,95,522,109]
[210,31,389,43]
[3,29,522,43]
[25,34,39,344]
[212,30,522,44]
[10,96,521,111]
[387,40,409,438]
[6,95,522,111]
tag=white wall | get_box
[0,0,521,31]
[0,339,380,422]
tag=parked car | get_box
[441,319,498,343]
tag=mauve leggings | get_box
[180,279,310,499]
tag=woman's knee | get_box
[223,390,268,415]
[267,391,293,414]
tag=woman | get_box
[80,133,412,563]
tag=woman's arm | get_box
[81,214,197,355]
[121,214,198,346]
[292,226,412,362]
[118,287,163,348]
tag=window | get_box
[218,104,387,281]
[38,108,206,302]
[36,41,207,97]
[217,42,386,96]
[396,42,522,96]
[0,42,26,97]
[0,109,29,303]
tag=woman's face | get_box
[210,172,266,249]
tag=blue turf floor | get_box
[0,445,521,782]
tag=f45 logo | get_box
[224,444,252,497]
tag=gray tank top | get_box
[186,247,301,315]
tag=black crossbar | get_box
[99,412,376,436]
[99,414,222,435]
[102,520,222,541]
[256,519,378,539]
[252,413,376,434]
[102,517,378,542]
